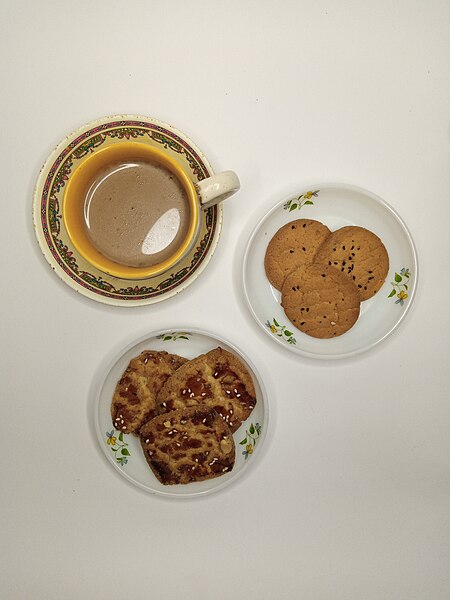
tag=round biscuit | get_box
[314,226,389,301]
[264,219,331,291]
[281,264,360,338]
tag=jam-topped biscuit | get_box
[139,406,235,485]
[156,347,256,433]
[264,219,331,291]
[111,350,187,435]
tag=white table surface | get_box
[2,1,450,598]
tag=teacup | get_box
[63,141,239,279]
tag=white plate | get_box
[94,328,268,498]
[243,184,418,359]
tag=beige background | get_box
[1,0,449,598]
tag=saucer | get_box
[94,328,268,498]
[33,115,222,306]
[243,184,418,359]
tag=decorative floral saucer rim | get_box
[32,114,222,306]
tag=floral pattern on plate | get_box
[94,329,268,497]
[243,184,418,359]
[106,430,131,466]
[388,268,410,305]
[156,331,192,341]
[283,190,320,212]
[265,318,297,345]
[239,423,262,459]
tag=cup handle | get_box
[195,170,240,209]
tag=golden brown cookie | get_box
[264,219,332,290]
[281,264,360,338]
[314,226,389,301]
[139,406,235,485]
[111,350,187,435]
[156,347,256,433]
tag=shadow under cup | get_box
[62,142,200,279]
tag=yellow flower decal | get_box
[284,190,319,211]
[106,430,131,466]
[388,268,411,306]
[240,423,262,459]
[266,319,296,345]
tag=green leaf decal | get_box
[283,191,319,212]
[266,318,297,345]
[106,429,131,466]
[239,423,262,459]
[388,267,411,306]
[157,331,192,341]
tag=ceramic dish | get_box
[33,115,222,306]
[94,328,268,498]
[243,184,418,359]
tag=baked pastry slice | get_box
[156,347,256,433]
[140,406,235,485]
[111,350,187,435]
